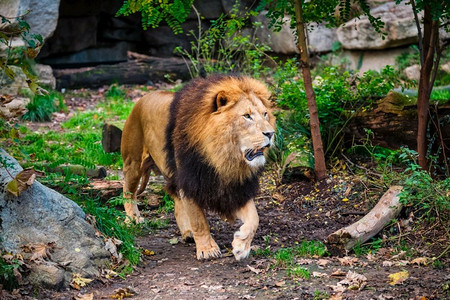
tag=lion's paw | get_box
[125,215,145,224]
[195,237,222,260]
[232,231,251,261]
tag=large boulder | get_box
[0,0,61,42]
[337,1,419,50]
[0,149,109,290]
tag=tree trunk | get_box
[294,0,327,180]
[326,186,403,256]
[417,5,439,170]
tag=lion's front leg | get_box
[231,199,259,261]
[180,192,221,260]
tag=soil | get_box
[2,86,449,300]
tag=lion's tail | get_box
[136,155,161,196]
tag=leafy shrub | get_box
[399,163,450,222]
[174,2,272,78]
[21,92,65,122]
[0,255,21,291]
[273,60,399,158]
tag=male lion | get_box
[121,75,275,260]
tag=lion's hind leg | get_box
[179,192,221,260]
[231,200,259,261]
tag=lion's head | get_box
[167,75,275,216]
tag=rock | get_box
[307,24,338,53]
[441,62,450,74]
[38,16,99,58]
[404,64,421,81]
[0,65,28,95]
[193,0,223,19]
[41,41,128,67]
[28,263,65,290]
[337,1,419,50]
[18,0,61,42]
[102,123,123,153]
[254,12,299,55]
[0,96,29,119]
[35,64,56,89]
[0,150,110,290]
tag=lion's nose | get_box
[262,131,274,140]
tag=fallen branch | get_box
[325,186,403,256]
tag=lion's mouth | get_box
[245,144,270,161]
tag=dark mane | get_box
[164,75,261,216]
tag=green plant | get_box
[174,2,272,78]
[1,12,45,95]
[352,238,384,256]
[313,290,330,300]
[116,0,193,34]
[399,163,450,222]
[0,254,22,291]
[294,240,328,257]
[288,266,310,280]
[158,193,174,213]
[21,91,65,122]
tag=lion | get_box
[121,74,275,261]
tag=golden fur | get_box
[121,75,275,260]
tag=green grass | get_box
[1,84,144,273]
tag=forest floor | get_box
[2,86,449,300]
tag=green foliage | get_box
[0,12,45,95]
[274,60,399,158]
[352,238,384,256]
[21,91,65,122]
[0,254,22,291]
[257,0,384,33]
[399,163,450,222]
[313,290,330,300]
[430,89,450,101]
[116,0,193,34]
[158,193,174,213]
[288,266,310,280]
[174,2,272,78]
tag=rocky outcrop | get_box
[336,1,419,50]
[0,150,109,290]
[0,0,61,42]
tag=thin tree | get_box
[407,0,449,170]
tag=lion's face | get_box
[193,80,275,180]
[231,95,275,169]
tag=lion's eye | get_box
[243,113,252,120]
[264,112,268,119]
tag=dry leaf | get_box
[330,269,347,277]
[110,287,135,299]
[274,281,285,287]
[247,265,261,274]
[71,273,93,289]
[410,257,428,265]
[388,270,409,285]
[329,270,367,292]
[317,259,330,266]
[312,271,328,278]
[338,256,358,266]
[142,249,155,256]
[169,237,179,245]
[382,260,394,267]
[296,258,313,265]
[74,293,94,300]
[6,168,37,197]
[21,242,55,263]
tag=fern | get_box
[116,0,194,34]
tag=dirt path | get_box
[51,177,448,300]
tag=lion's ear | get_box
[213,91,228,112]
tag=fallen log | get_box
[325,186,403,256]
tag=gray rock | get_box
[404,64,421,81]
[20,0,61,41]
[35,64,56,89]
[38,16,98,58]
[337,1,419,50]
[27,263,65,290]
[0,150,109,290]
[41,42,128,67]
[254,12,299,55]
[308,24,338,53]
